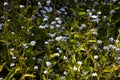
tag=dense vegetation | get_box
[0,0,120,80]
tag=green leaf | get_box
[79,44,86,51]
[21,74,35,79]
[4,67,21,80]
[87,40,96,43]
[0,40,7,43]
[70,39,77,43]
[103,65,120,73]
[74,33,84,39]
[78,12,86,16]
[0,62,6,72]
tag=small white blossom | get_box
[110,10,116,14]
[10,63,15,67]
[55,36,63,41]
[44,24,48,28]
[116,48,120,53]
[94,55,99,60]
[55,17,61,21]
[103,46,109,50]
[92,72,97,76]
[109,44,116,49]
[51,21,56,25]
[11,32,15,35]
[81,24,86,27]
[56,24,61,28]
[58,49,62,53]
[44,41,49,45]
[50,25,54,29]
[46,0,51,5]
[46,7,53,12]
[90,15,98,18]
[61,76,66,80]
[57,10,62,14]
[19,5,25,8]
[31,33,35,36]
[4,2,8,6]
[108,37,114,42]
[48,33,56,38]
[23,43,28,48]
[34,66,39,70]
[10,48,15,51]
[21,26,25,28]
[97,11,101,15]
[86,9,91,13]
[106,23,110,26]
[46,61,52,66]
[0,77,3,80]
[57,20,62,24]
[43,17,48,21]
[97,40,102,44]
[39,25,45,29]
[115,40,119,43]
[88,12,92,16]
[77,61,82,65]
[44,70,48,74]
[12,56,16,60]
[55,53,60,57]
[92,32,98,35]
[30,41,36,46]
[32,57,36,60]
[8,19,11,22]
[63,71,67,75]
[63,56,68,60]
[73,66,78,71]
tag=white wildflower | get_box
[63,71,67,75]
[30,41,36,46]
[97,40,102,44]
[63,56,68,60]
[56,24,61,28]
[46,61,52,66]
[55,53,60,57]
[4,2,8,6]
[55,17,61,20]
[51,21,56,25]
[19,5,25,8]
[90,15,98,18]
[34,66,39,70]
[92,72,97,76]
[73,66,78,71]
[94,55,99,60]
[43,17,48,21]
[55,36,63,41]
[10,63,15,67]
[44,70,48,74]
[77,61,82,65]
[12,56,16,60]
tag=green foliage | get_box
[0,0,120,80]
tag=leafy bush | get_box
[0,0,120,80]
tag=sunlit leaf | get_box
[74,33,84,39]
[87,40,96,43]
[0,40,7,43]
[78,12,86,16]
[103,65,120,73]
[4,67,21,80]
[21,74,35,79]
[0,62,6,72]
[79,44,86,51]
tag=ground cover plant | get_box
[0,0,120,80]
